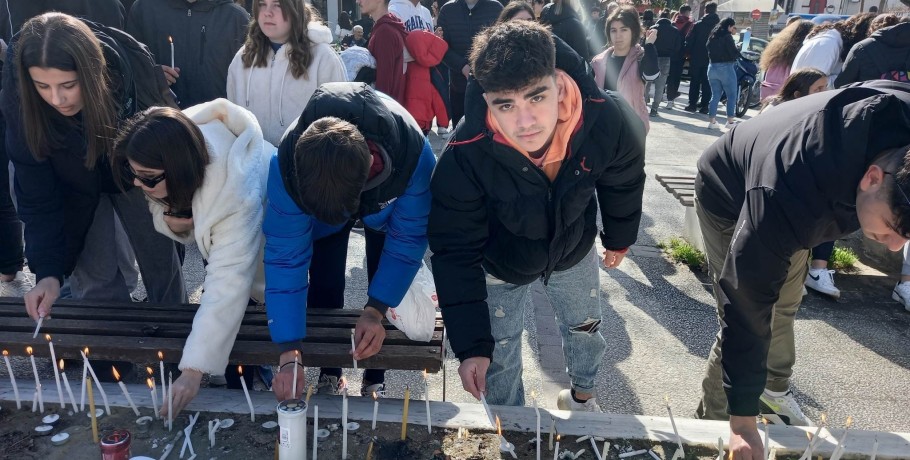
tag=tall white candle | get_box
[870,438,879,460]
[351,329,358,371]
[36,382,44,413]
[148,378,159,419]
[80,354,88,411]
[292,350,298,398]
[169,36,174,68]
[45,335,65,409]
[762,418,770,460]
[31,389,37,412]
[2,351,21,409]
[342,389,349,459]
[32,316,43,339]
[423,370,431,434]
[532,394,541,460]
[553,435,560,460]
[168,372,174,431]
[238,366,255,421]
[666,396,685,456]
[59,360,78,413]
[113,366,140,416]
[158,352,167,405]
[312,405,319,460]
[26,347,43,412]
[371,392,379,430]
[80,349,110,415]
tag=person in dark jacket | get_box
[706,17,742,129]
[835,22,910,87]
[436,0,502,125]
[695,79,910,454]
[359,0,408,105]
[684,1,718,113]
[539,0,591,61]
[665,4,694,108]
[265,82,436,398]
[2,13,186,321]
[646,11,682,116]
[126,0,249,108]
[429,21,645,410]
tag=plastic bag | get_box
[386,261,437,342]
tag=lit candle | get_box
[2,350,21,409]
[112,366,140,416]
[238,366,255,421]
[292,350,299,399]
[147,378,159,419]
[168,372,174,430]
[26,347,44,412]
[86,377,99,443]
[59,360,78,413]
[496,415,517,459]
[351,329,358,371]
[45,335,65,409]
[479,392,496,428]
[312,405,319,460]
[168,36,174,68]
[423,370,432,434]
[32,315,43,339]
[531,393,541,460]
[158,351,166,406]
[342,388,349,459]
[553,435,560,460]
[372,392,379,430]
[80,349,88,411]
[762,417,770,460]
[799,416,825,460]
[829,416,853,460]
[400,385,410,441]
[80,348,110,415]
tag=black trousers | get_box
[687,61,712,109]
[309,221,387,384]
[666,57,684,101]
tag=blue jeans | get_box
[708,61,738,119]
[484,249,606,406]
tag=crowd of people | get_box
[1,1,910,459]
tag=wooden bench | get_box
[655,174,704,252]
[0,297,445,373]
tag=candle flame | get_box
[168,36,173,44]
[147,378,154,390]
[26,346,33,355]
[664,394,670,405]
[45,334,51,341]
[845,416,853,428]
[158,351,163,360]
[422,369,427,379]
[294,350,299,362]
[146,367,154,376]
[728,448,733,460]
[556,434,561,442]
[762,417,769,425]
[237,365,243,375]
[58,359,64,371]
[112,366,121,381]
[372,391,378,401]
[2,350,8,356]
[495,415,502,436]
[806,431,811,440]
[821,413,827,425]
[84,347,89,356]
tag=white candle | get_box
[479,392,496,428]
[148,378,159,419]
[169,36,174,68]
[312,405,319,460]
[762,418,770,460]
[870,438,878,460]
[342,389,349,459]
[553,435,560,460]
[37,382,44,413]
[830,417,853,460]
[32,316,43,339]
[590,437,604,460]
[799,424,824,460]
[113,366,140,416]
[602,441,611,460]
[31,389,37,412]
[79,355,88,411]
[423,370,431,434]
[548,417,556,451]
[26,347,44,412]
[168,372,174,431]
[351,329,358,371]
[292,350,298,399]
[59,361,78,413]
[371,392,379,430]
[238,366,255,422]
[45,335,65,410]
[2,351,21,409]
[716,436,724,460]
[666,396,684,456]
[158,352,167,406]
[80,349,110,415]
[532,394,541,460]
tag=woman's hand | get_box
[163,214,194,234]
[161,369,203,419]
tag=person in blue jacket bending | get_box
[265,82,436,400]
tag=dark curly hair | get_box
[878,146,910,239]
[470,21,555,93]
[806,12,876,61]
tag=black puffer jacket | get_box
[686,12,719,65]
[651,18,682,58]
[428,38,646,362]
[126,0,249,108]
[540,3,590,61]
[836,22,910,87]
[707,31,740,63]
[696,80,910,416]
[436,0,502,92]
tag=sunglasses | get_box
[122,161,166,189]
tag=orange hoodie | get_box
[486,70,583,181]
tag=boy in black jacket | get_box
[695,80,910,457]
[428,21,645,410]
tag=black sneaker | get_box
[698,106,709,114]
[682,105,697,112]
[649,108,658,117]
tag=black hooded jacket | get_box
[686,12,719,65]
[696,80,910,416]
[651,18,682,58]
[436,0,503,93]
[126,0,249,108]
[836,22,910,87]
[540,3,591,61]
[428,38,646,362]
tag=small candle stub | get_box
[86,408,104,419]
[260,421,278,432]
[34,425,54,436]
[218,419,234,429]
[316,428,330,440]
[345,422,360,431]
[50,433,70,445]
[42,414,60,425]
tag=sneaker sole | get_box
[892,291,910,312]
[805,285,841,299]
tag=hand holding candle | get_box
[2,350,21,409]
[168,36,174,68]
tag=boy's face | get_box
[483,75,564,155]
[856,165,909,252]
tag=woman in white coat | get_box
[227,0,346,146]
[113,99,274,417]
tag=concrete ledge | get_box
[3,382,909,457]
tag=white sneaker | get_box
[665,100,674,109]
[437,126,450,135]
[315,374,347,395]
[0,272,33,297]
[361,382,386,397]
[724,120,740,129]
[707,121,720,130]
[759,389,814,426]
[805,268,841,299]
[892,281,910,312]
[556,389,602,412]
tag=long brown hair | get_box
[241,0,320,79]
[806,12,876,61]
[761,67,827,111]
[760,19,813,72]
[113,107,210,212]
[16,13,117,169]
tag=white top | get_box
[389,0,434,32]
[226,22,347,146]
[791,29,843,87]
[147,99,275,375]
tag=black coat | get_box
[428,38,646,362]
[651,18,682,58]
[436,0,502,92]
[707,32,740,63]
[695,80,910,416]
[1,19,175,283]
[126,0,249,108]
[540,3,591,61]
[0,0,125,42]
[836,22,910,87]
[686,12,719,65]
